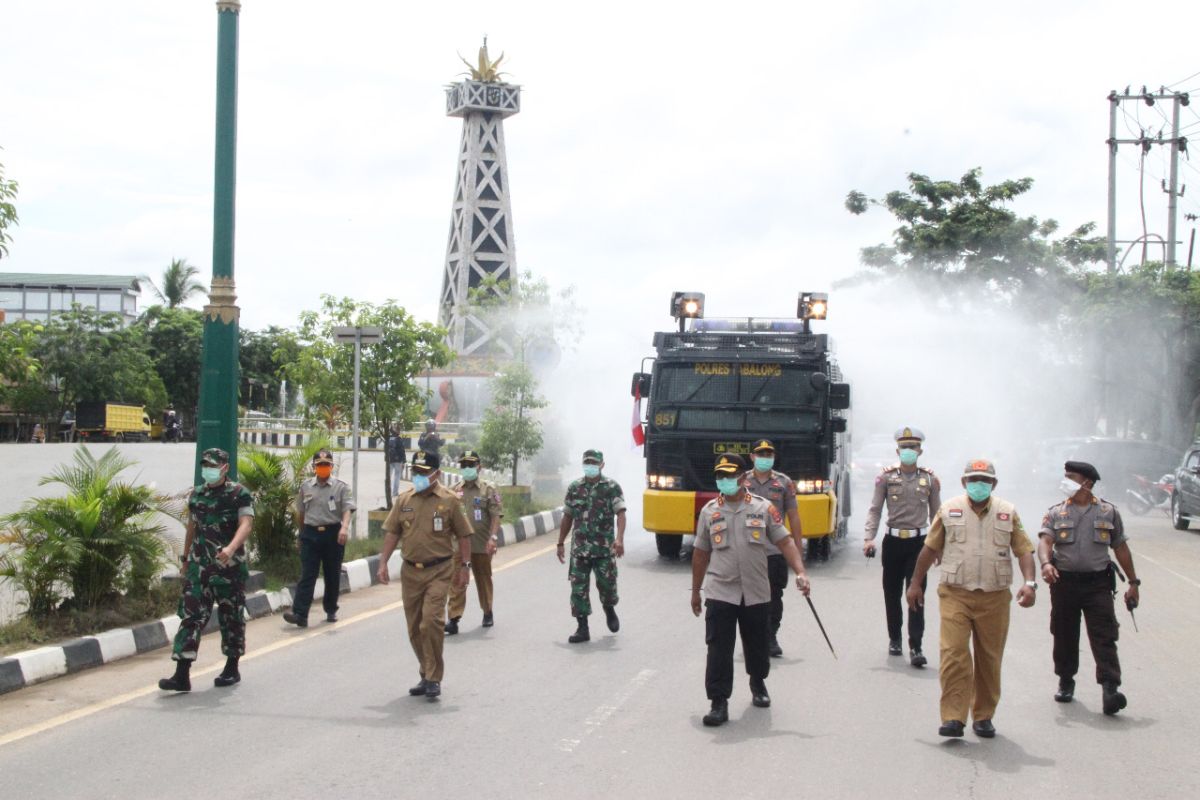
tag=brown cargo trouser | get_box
[401,560,454,682]
[448,553,494,619]
[938,584,1011,724]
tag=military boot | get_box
[158,659,192,693]
[702,699,729,727]
[910,647,927,668]
[213,656,240,688]
[1055,678,1075,703]
[1102,682,1127,715]
[482,611,494,627]
[603,604,620,633]
[568,616,590,643]
[444,617,460,635]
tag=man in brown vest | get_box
[907,459,1038,739]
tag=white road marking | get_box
[557,668,658,753]
[1138,553,1200,590]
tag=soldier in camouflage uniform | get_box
[159,448,255,692]
[556,449,626,643]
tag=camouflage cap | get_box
[963,458,997,479]
[201,447,229,466]
[459,450,482,466]
[313,448,334,465]
[895,426,925,445]
[412,450,440,474]
[582,449,604,464]
[714,453,747,475]
[751,438,775,454]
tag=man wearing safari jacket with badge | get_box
[445,450,503,634]
[907,459,1037,739]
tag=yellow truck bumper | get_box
[644,489,840,538]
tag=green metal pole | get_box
[195,0,242,483]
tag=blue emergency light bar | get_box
[692,319,806,333]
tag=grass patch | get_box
[0,583,178,658]
[252,552,302,592]
[345,535,384,562]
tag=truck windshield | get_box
[655,363,819,407]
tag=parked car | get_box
[1172,443,1200,530]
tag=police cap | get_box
[714,453,747,476]
[313,449,334,465]
[895,427,925,445]
[412,451,440,474]
[1064,461,1101,483]
[751,439,775,454]
[459,450,482,466]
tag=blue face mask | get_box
[715,477,741,496]
[583,464,601,479]
[413,474,431,492]
[965,481,993,502]
[753,456,774,472]
[461,467,479,481]
[201,466,223,485]
[898,449,919,466]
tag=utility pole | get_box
[195,0,242,482]
[1105,87,1190,271]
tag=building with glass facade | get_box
[0,273,142,325]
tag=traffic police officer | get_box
[863,426,941,666]
[377,451,473,701]
[907,459,1037,739]
[557,449,626,644]
[742,439,803,657]
[284,448,354,628]
[692,454,811,727]
[1037,460,1140,715]
[445,450,503,634]
[159,448,254,692]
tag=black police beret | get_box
[1064,461,1101,482]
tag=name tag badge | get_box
[752,531,761,540]
[474,509,483,522]
[919,478,928,487]
[328,499,337,512]
[948,509,964,518]
[434,516,444,532]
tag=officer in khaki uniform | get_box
[863,426,941,666]
[742,439,803,658]
[445,450,503,634]
[691,454,811,727]
[377,451,473,701]
[908,459,1037,739]
[1038,460,1140,715]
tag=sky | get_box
[2,0,1199,488]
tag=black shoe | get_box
[326,612,338,623]
[888,639,902,656]
[158,661,191,693]
[444,617,460,635]
[408,679,429,696]
[910,648,927,668]
[568,617,590,644]
[482,611,494,627]
[214,671,241,688]
[938,720,965,738]
[750,679,771,708]
[703,699,729,727]
[283,612,308,628]
[972,719,996,738]
[1055,678,1075,703]
[1102,683,1127,716]
[769,635,783,658]
[603,604,620,633]
[425,681,441,701]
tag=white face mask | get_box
[1060,477,1083,497]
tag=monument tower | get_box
[439,40,521,357]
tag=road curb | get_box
[0,506,562,696]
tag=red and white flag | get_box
[631,384,646,447]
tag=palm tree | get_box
[145,258,207,308]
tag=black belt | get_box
[1056,569,1109,580]
[404,556,451,569]
[304,524,340,533]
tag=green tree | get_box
[283,295,453,508]
[137,306,203,424]
[0,154,17,260]
[240,325,301,414]
[145,258,206,308]
[33,306,169,420]
[0,447,178,616]
[479,361,546,486]
[0,320,46,437]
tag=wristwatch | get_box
[1024,580,1037,589]
[1129,578,1141,586]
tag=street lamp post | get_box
[333,325,383,538]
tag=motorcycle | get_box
[163,420,183,443]
[1126,473,1174,516]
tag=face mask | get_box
[754,456,774,472]
[583,465,601,478]
[413,474,431,492]
[314,465,333,480]
[201,467,223,485]
[965,481,993,502]
[1060,477,1083,497]
[715,477,741,496]
[898,449,919,466]
[461,467,479,481]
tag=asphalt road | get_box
[1,499,1198,799]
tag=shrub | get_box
[237,434,330,568]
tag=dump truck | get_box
[75,402,153,442]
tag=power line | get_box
[1167,69,1200,89]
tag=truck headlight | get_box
[795,479,832,494]
[647,474,681,490]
